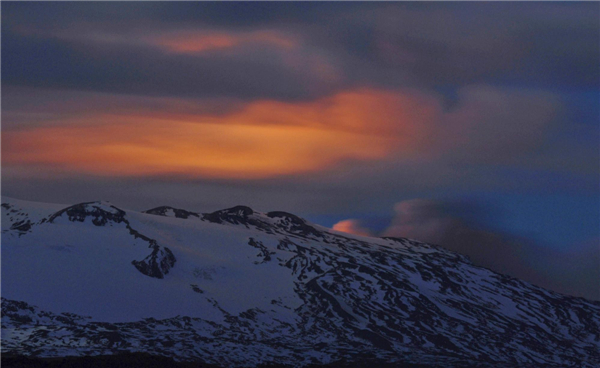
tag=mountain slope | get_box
[2,197,599,367]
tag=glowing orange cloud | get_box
[152,30,297,53]
[332,219,373,237]
[3,89,438,179]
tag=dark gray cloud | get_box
[1,2,351,30]
[1,86,247,131]
[1,29,342,101]
[2,2,598,101]
[380,199,599,300]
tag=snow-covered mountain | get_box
[2,197,599,367]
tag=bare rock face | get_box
[200,206,324,240]
[47,202,127,226]
[143,206,200,219]
[266,211,323,238]
[132,246,176,279]
[2,202,36,236]
[202,205,255,225]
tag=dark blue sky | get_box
[2,2,598,299]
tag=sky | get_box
[2,2,599,300]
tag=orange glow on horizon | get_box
[3,89,437,179]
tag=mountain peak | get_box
[202,205,255,225]
[47,201,126,226]
[201,206,326,239]
[265,211,322,238]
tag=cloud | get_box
[437,85,560,161]
[378,199,599,300]
[382,199,462,245]
[151,30,297,54]
[6,82,592,225]
[339,2,600,89]
[332,219,373,237]
[2,88,439,179]
[4,84,566,181]
[1,26,341,102]
[4,2,597,103]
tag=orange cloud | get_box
[152,30,297,53]
[3,89,437,179]
[332,219,373,237]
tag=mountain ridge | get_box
[2,197,599,367]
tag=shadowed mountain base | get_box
[0,353,572,368]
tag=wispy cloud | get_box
[151,30,297,54]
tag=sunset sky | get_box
[2,2,599,299]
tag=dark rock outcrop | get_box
[48,202,126,226]
[144,206,200,219]
[266,211,323,238]
[202,206,255,225]
[132,246,176,279]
